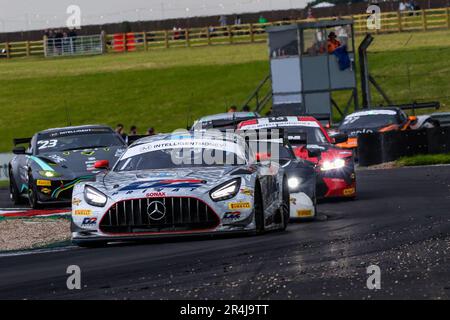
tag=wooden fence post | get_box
[101,31,107,53]
[5,42,10,59]
[447,7,450,29]
[26,40,31,56]
[250,24,255,42]
[143,32,148,51]
[206,27,211,45]
[164,30,169,48]
[185,28,190,47]
[122,33,127,52]
[422,10,427,31]
[228,25,233,44]
[398,11,403,32]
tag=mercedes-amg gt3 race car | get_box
[334,108,440,150]
[238,117,356,199]
[9,125,127,208]
[191,112,259,131]
[71,131,293,247]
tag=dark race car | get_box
[191,112,259,131]
[333,108,439,151]
[9,125,127,208]
[238,116,356,199]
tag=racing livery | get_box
[191,112,259,131]
[71,132,291,247]
[9,125,126,208]
[334,108,440,150]
[238,117,356,199]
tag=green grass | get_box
[1,30,450,152]
[0,180,9,188]
[396,153,450,166]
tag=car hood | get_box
[36,147,125,177]
[93,166,243,194]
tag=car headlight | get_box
[210,178,241,201]
[288,177,300,190]
[84,185,107,207]
[39,170,61,178]
[321,158,346,171]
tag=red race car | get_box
[238,116,356,199]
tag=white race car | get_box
[71,131,315,247]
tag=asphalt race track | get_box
[0,166,449,300]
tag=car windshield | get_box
[114,138,247,171]
[283,127,328,145]
[36,131,124,154]
[340,112,398,129]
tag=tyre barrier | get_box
[358,127,450,167]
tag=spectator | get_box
[327,32,341,54]
[219,15,227,27]
[399,1,407,12]
[234,15,242,25]
[242,105,251,112]
[258,15,268,24]
[115,124,127,140]
[147,127,156,136]
[129,125,138,136]
[228,105,237,113]
[307,8,314,19]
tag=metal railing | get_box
[44,34,105,58]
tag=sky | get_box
[0,0,310,32]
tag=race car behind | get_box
[191,112,259,131]
[238,116,356,200]
[333,108,440,150]
[9,125,126,208]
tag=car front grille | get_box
[99,197,220,234]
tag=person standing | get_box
[219,15,227,27]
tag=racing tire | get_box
[9,172,24,205]
[254,182,265,235]
[281,178,290,231]
[27,173,42,209]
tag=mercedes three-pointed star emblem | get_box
[147,201,166,221]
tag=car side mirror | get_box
[307,149,321,158]
[94,160,110,170]
[333,133,348,144]
[13,146,27,155]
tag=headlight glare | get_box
[210,178,241,201]
[84,185,107,207]
[288,177,300,190]
[39,170,61,178]
[321,158,346,171]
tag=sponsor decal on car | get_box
[240,188,254,197]
[296,209,313,217]
[40,188,52,194]
[343,187,356,196]
[37,180,52,187]
[290,197,297,205]
[223,211,241,220]
[74,209,92,216]
[81,217,97,225]
[146,192,166,198]
[228,202,252,210]
[72,198,82,206]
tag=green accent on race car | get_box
[51,175,94,199]
[29,156,55,172]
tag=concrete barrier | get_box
[358,127,450,166]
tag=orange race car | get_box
[331,107,439,150]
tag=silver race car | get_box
[71,131,291,247]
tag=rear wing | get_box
[13,137,31,146]
[389,102,440,112]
